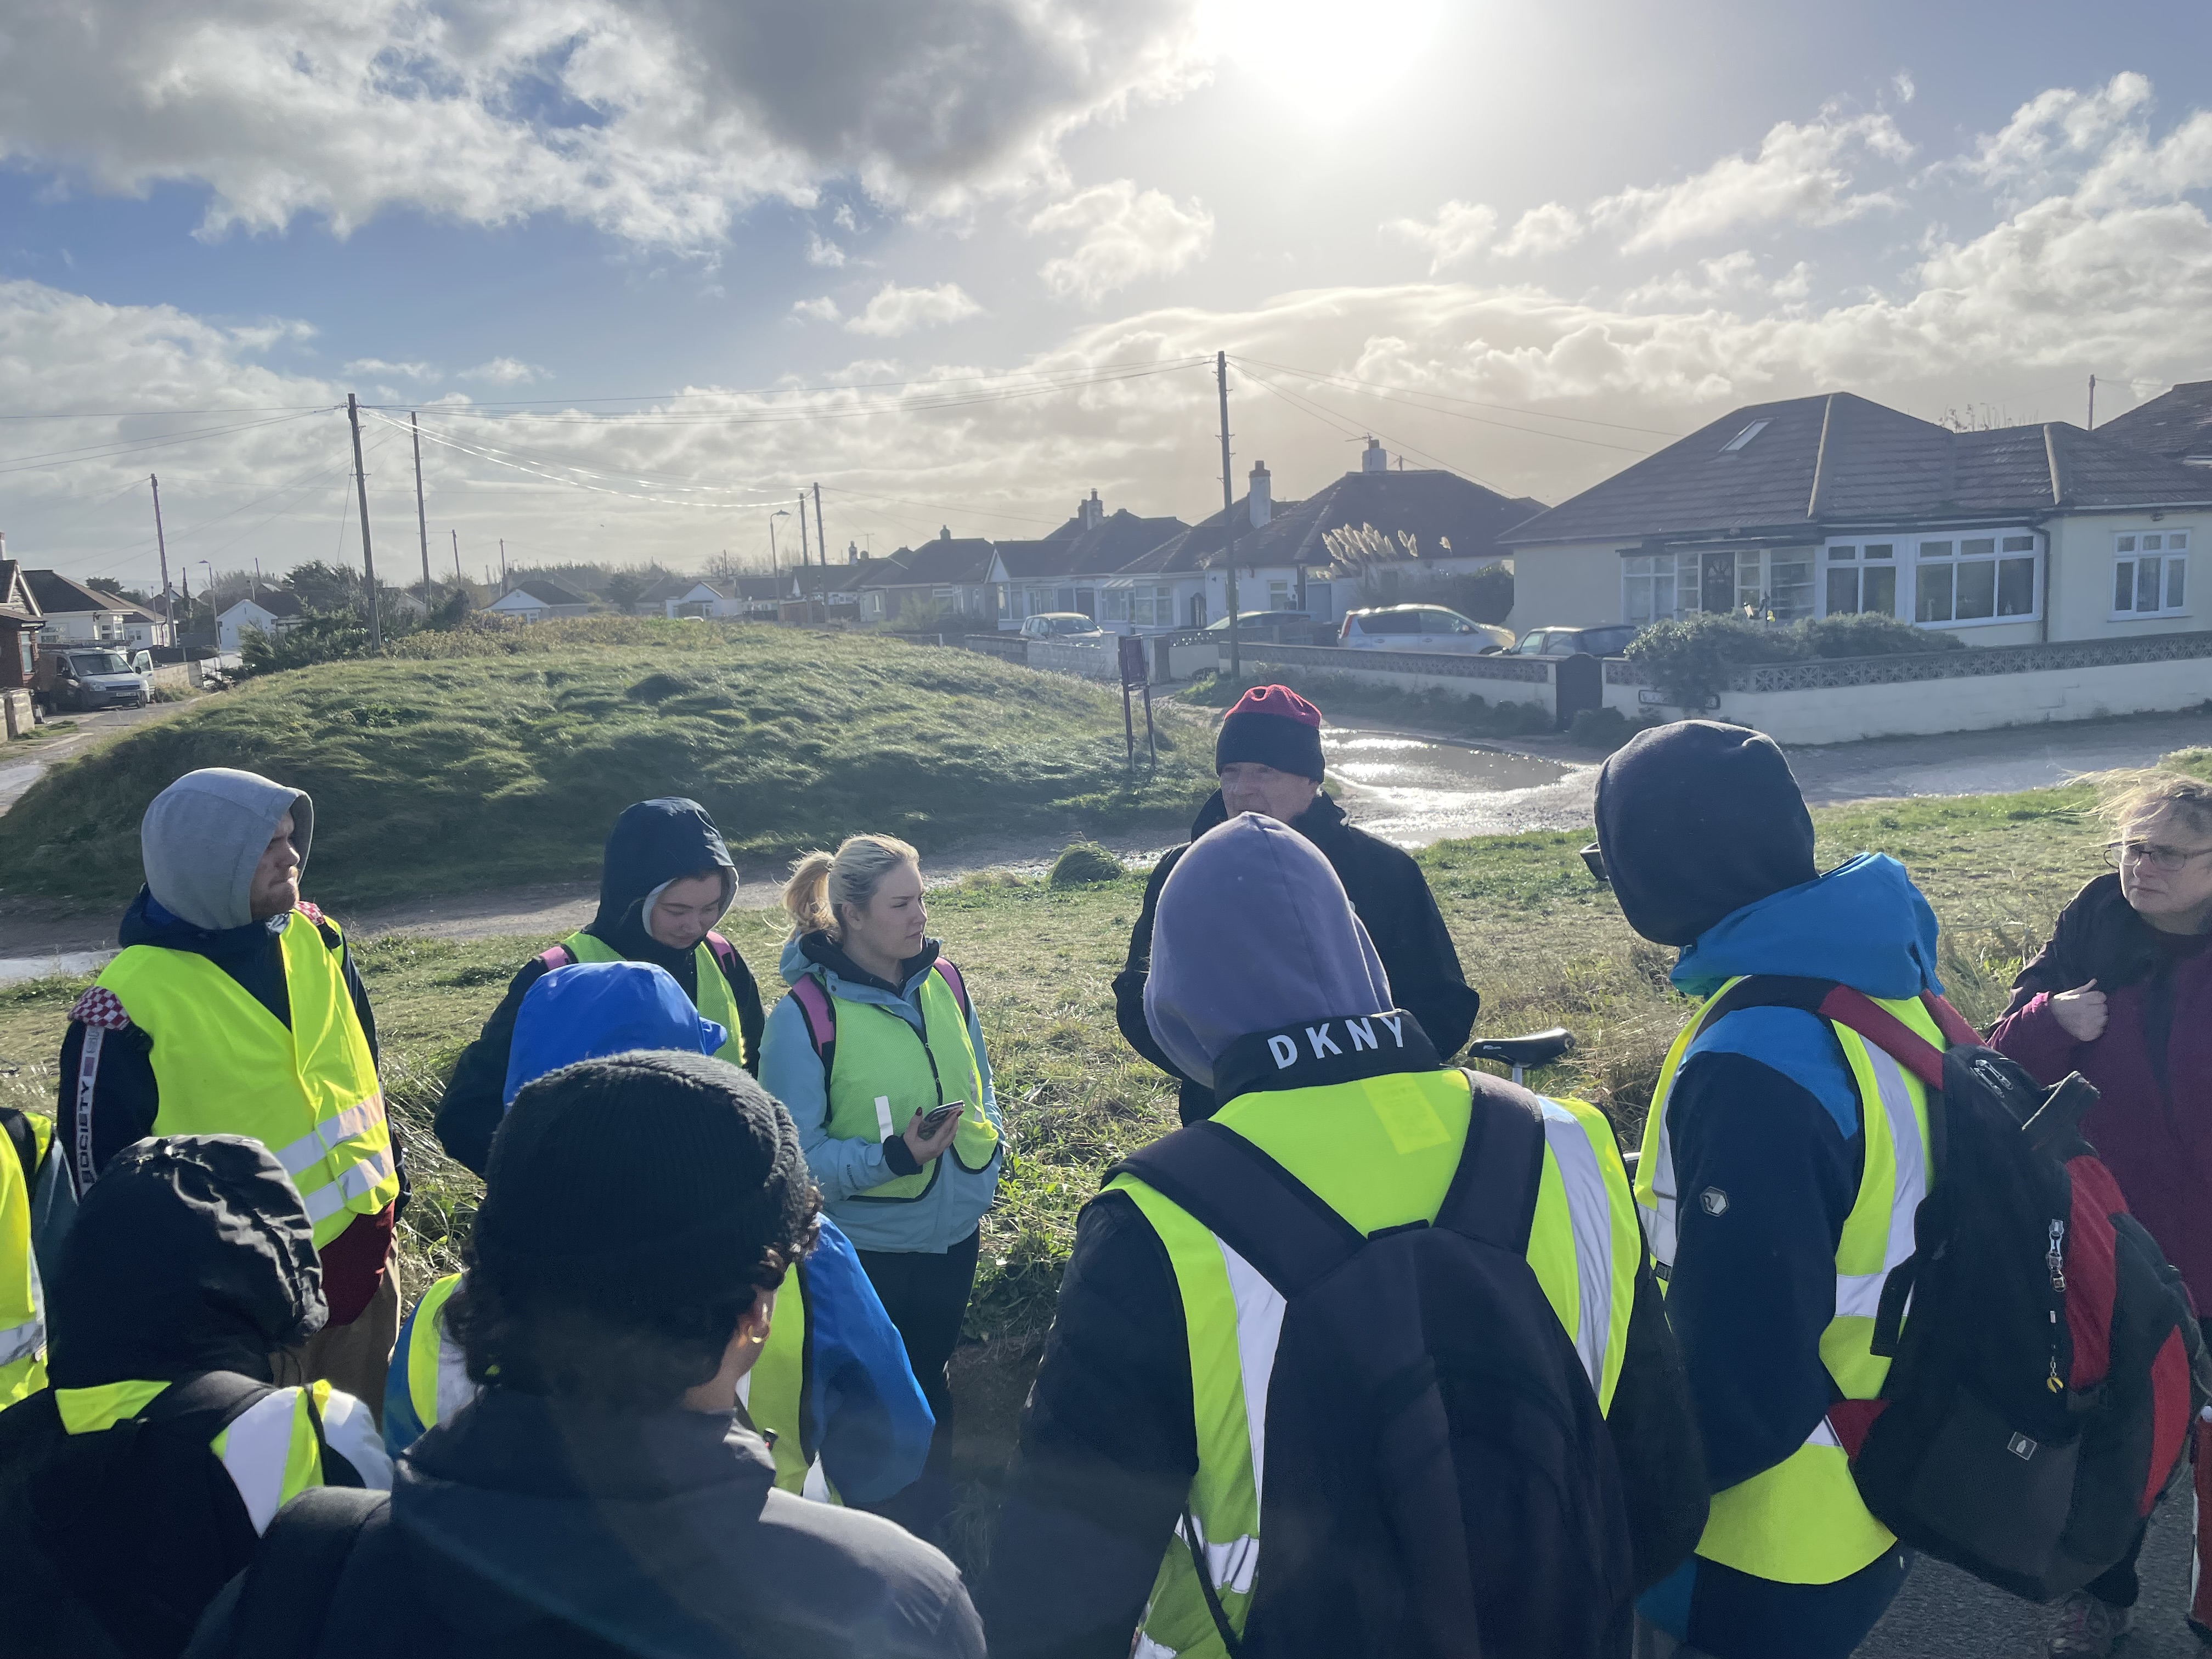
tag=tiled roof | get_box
[1503,391,2212,545]
[25,569,131,617]
[998,510,1187,579]
[1120,469,1539,574]
[2095,380,2212,465]
[875,538,996,585]
[510,579,592,607]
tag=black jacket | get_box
[437,800,764,1175]
[0,1136,359,1659]
[972,1054,1709,1659]
[55,891,381,1197]
[187,1386,983,1659]
[1115,791,1480,1122]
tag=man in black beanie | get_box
[1115,683,1480,1122]
[194,1053,984,1659]
[1595,722,1949,1659]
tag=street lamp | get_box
[769,508,791,578]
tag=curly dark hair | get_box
[445,1051,822,1410]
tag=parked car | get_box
[1510,623,1641,658]
[1203,609,1321,644]
[1019,613,1104,641]
[34,647,150,714]
[1338,605,1514,653]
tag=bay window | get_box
[2112,531,2190,618]
[1912,534,2038,625]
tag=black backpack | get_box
[1713,977,2207,1602]
[1114,1069,1635,1659]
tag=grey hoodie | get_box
[1144,811,1392,1087]
[140,769,314,933]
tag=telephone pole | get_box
[345,394,383,651]
[812,482,828,613]
[1216,351,1242,682]
[411,413,431,590]
[450,529,460,580]
[149,473,174,648]
[499,538,509,592]
[797,493,812,620]
[2087,375,2098,431]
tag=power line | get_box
[0,410,329,477]
[1232,356,1666,453]
[1232,360,1508,491]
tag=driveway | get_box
[0,699,185,815]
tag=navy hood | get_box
[1145,812,1391,1087]
[503,961,729,1106]
[590,798,737,938]
[1595,720,1819,947]
[1672,853,1944,1002]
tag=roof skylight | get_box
[1720,420,1770,453]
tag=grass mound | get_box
[1048,842,1123,887]
[0,627,1215,909]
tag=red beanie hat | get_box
[1216,684,1325,781]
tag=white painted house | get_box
[479,580,593,623]
[24,571,132,645]
[216,590,304,652]
[641,578,737,619]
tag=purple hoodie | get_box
[1144,811,1393,1086]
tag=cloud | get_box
[1029,179,1214,301]
[1621,252,1814,309]
[1893,71,1916,105]
[1385,200,1497,272]
[792,296,842,322]
[461,357,545,384]
[0,0,1215,248]
[843,282,984,336]
[806,232,848,267]
[1595,108,1912,251]
[343,357,438,380]
[1497,203,1583,259]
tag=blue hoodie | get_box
[759,933,1002,1256]
[1637,853,1938,1658]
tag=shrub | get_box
[1566,706,1660,754]
[1048,842,1124,887]
[1627,612,1966,709]
[1799,612,1967,661]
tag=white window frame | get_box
[2111,531,2191,620]
[1908,531,2041,629]
[1819,541,1901,619]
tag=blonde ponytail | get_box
[781,834,920,941]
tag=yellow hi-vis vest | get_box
[560,931,749,1071]
[805,966,1000,1201]
[398,1268,834,1500]
[53,1375,390,1532]
[1113,1067,1643,1659]
[96,910,397,1250]
[0,1113,47,1408]
[1633,978,1939,1586]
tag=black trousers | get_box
[855,1228,980,1537]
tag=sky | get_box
[3,0,2211,592]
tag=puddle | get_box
[1321,727,1594,848]
[0,949,111,987]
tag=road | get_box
[0,699,182,815]
[1862,1497,2200,1657]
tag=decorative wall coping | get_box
[1227,640,1553,684]
[1602,629,2212,693]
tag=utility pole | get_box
[499,538,509,592]
[450,529,460,580]
[797,493,812,620]
[2086,375,2097,431]
[411,413,431,590]
[345,394,384,651]
[812,482,827,617]
[149,473,174,649]
[1216,351,1242,682]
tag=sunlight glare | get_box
[1206,0,1446,117]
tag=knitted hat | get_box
[472,1052,816,1313]
[1216,684,1325,782]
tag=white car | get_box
[1337,605,1514,653]
[1019,613,1104,641]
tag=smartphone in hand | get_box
[918,1102,964,1138]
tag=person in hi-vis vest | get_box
[759,833,1003,1543]
[58,769,401,1414]
[1597,721,1952,1659]
[437,797,765,1176]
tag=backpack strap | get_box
[143,1369,274,1437]
[223,1486,391,1659]
[1812,986,1948,1093]
[933,957,972,1021]
[786,973,838,1079]
[534,943,577,973]
[0,1105,37,1190]
[1435,1070,1551,1253]
[1113,1120,1362,1296]
[704,931,740,977]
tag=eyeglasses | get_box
[2104,839,2212,872]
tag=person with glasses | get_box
[1989,768,2212,1659]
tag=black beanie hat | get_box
[472,1052,817,1316]
[1216,684,1326,782]
[1594,720,1818,947]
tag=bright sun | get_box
[1206,0,1446,115]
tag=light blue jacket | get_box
[760,933,1003,1255]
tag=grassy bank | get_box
[0,767,2158,1559]
[1180,668,1553,740]
[0,623,1216,910]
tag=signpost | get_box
[1119,635,1157,771]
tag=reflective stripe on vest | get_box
[1114,1068,1642,1658]
[211,1383,332,1533]
[404,1267,833,1503]
[561,932,749,1070]
[97,912,398,1248]
[1632,979,1939,1584]
[814,967,999,1201]
[0,1124,44,1407]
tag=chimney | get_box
[940,526,952,540]
[1361,437,1387,474]
[848,541,859,564]
[1079,488,1103,532]
[1248,461,1272,529]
